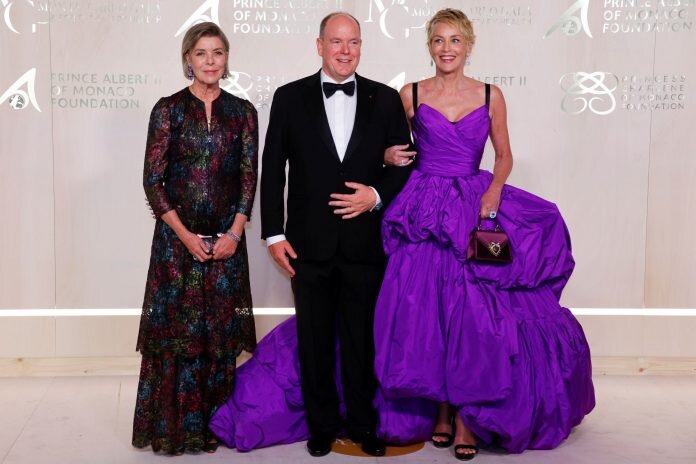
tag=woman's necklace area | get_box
[190,85,219,131]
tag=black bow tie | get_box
[322,81,355,98]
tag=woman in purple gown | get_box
[375,8,594,460]
[210,9,594,459]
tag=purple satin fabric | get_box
[374,103,594,451]
[210,101,595,454]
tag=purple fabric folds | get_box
[374,103,594,452]
[210,101,595,454]
[209,318,308,451]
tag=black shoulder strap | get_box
[485,83,490,106]
[412,82,418,109]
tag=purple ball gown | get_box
[373,99,595,452]
[210,90,595,454]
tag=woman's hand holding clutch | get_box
[479,187,502,218]
[212,234,239,260]
[180,231,213,262]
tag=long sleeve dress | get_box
[132,87,258,454]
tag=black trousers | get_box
[291,253,384,438]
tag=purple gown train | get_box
[210,94,595,454]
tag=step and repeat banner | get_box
[1,0,694,310]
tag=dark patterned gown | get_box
[132,87,258,454]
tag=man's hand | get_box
[329,182,377,219]
[268,240,297,277]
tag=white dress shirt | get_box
[266,71,381,247]
[321,71,356,161]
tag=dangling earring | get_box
[466,55,471,66]
[222,70,228,80]
[187,64,194,80]
[430,58,434,67]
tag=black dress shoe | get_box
[350,431,386,457]
[307,434,334,457]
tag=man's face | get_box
[316,15,361,83]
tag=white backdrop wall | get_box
[1,0,695,314]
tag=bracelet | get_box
[226,230,242,242]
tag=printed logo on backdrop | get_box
[221,72,289,111]
[602,0,693,34]
[51,73,161,110]
[384,72,528,92]
[365,0,429,39]
[220,72,253,101]
[2,0,161,27]
[387,72,407,90]
[621,75,687,110]
[544,0,591,37]
[560,72,687,114]
[545,0,694,37]
[366,0,532,39]
[48,1,161,23]
[472,75,529,87]
[176,0,343,36]
[0,68,41,111]
[560,72,618,115]
[175,0,219,37]
[1,0,48,34]
[465,3,532,26]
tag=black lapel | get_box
[304,71,339,162]
[343,74,374,163]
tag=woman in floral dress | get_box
[132,22,258,455]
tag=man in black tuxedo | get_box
[260,11,412,458]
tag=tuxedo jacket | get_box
[260,71,412,263]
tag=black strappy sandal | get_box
[432,404,454,448]
[432,411,454,448]
[454,444,478,461]
[432,430,454,448]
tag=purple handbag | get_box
[467,218,512,263]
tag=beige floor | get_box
[0,375,694,464]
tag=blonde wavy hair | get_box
[426,8,476,47]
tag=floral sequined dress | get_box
[133,87,258,454]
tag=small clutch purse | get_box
[198,234,218,254]
[467,218,512,264]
